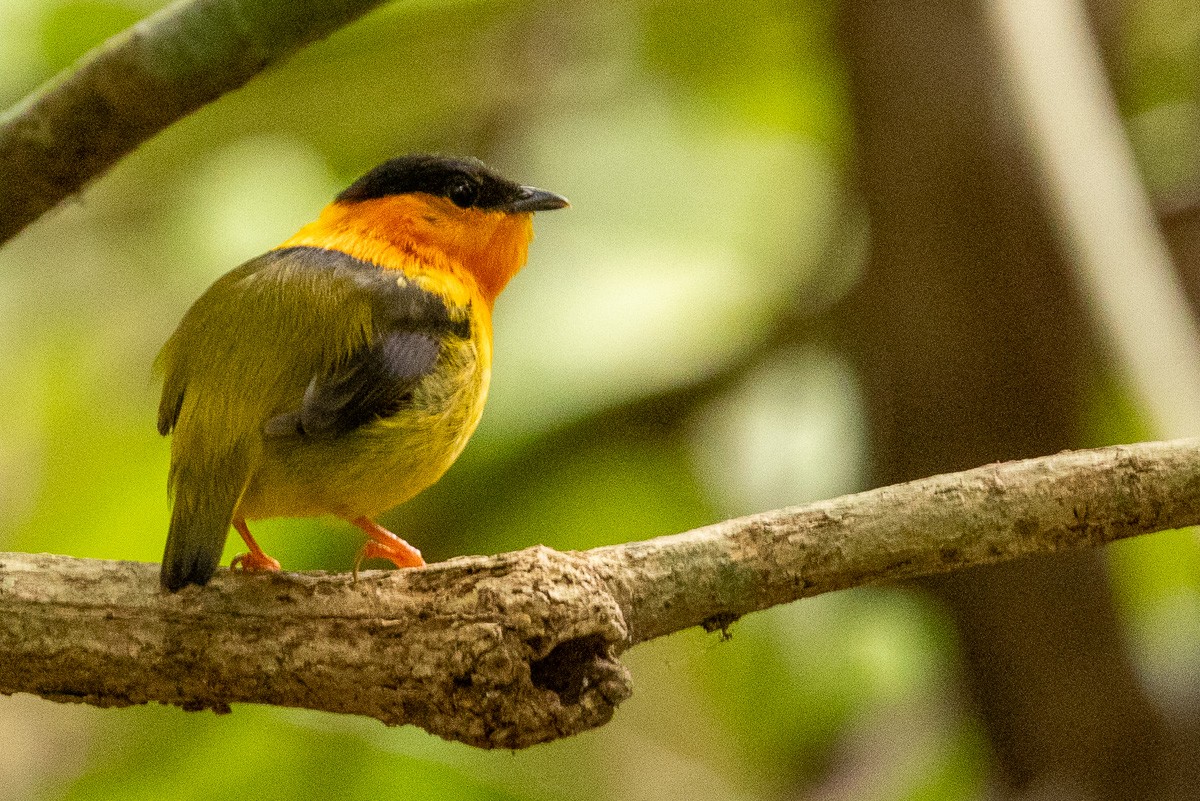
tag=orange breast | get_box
[276,193,536,309]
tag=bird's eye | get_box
[448,178,478,208]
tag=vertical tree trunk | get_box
[838,2,1186,797]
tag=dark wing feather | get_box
[157,382,185,435]
[290,330,442,438]
[260,246,471,439]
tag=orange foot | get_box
[351,517,425,578]
[230,519,282,573]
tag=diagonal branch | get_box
[0,0,390,244]
[987,0,1200,439]
[3,440,1199,748]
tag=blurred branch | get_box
[988,0,1200,438]
[4,440,1200,746]
[0,0,390,245]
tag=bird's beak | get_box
[505,186,570,213]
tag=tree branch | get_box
[0,0,389,245]
[3,440,1199,748]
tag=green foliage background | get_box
[2,1,1199,799]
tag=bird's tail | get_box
[160,455,249,592]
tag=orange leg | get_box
[229,519,282,573]
[351,517,425,575]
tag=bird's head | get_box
[325,155,568,305]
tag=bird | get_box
[156,154,568,591]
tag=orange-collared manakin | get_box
[157,155,568,591]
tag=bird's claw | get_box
[352,539,424,581]
[230,551,282,573]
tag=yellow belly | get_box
[235,335,489,522]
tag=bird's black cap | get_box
[336,154,569,213]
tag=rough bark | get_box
[1,547,631,750]
[2,440,1199,749]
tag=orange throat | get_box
[275,194,536,308]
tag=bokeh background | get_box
[4,0,1200,798]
